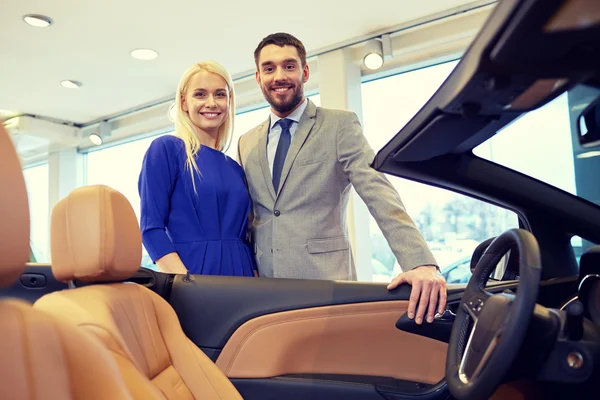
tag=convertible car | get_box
[2,0,600,399]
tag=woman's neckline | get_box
[200,144,220,153]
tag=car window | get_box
[445,259,472,284]
[473,85,600,258]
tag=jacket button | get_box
[274,210,281,217]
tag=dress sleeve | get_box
[138,137,179,262]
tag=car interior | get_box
[2,0,600,399]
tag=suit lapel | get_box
[276,100,317,199]
[256,119,276,200]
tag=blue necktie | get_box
[272,118,293,193]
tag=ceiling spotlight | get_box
[89,121,111,146]
[362,34,393,70]
[89,133,103,146]
[131,48,158,60]
[23,14,53,28]
[363,39,383,70]
[61,80,82,89]
[364,52,383,70]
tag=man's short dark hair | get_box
[254,32,307,68]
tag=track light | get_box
[363,39,383,70]
[89,133,103,145]
[362,34,393,70]
[89,121,111,146]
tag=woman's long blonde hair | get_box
[172,61,236,189]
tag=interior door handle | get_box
[434,308,456,321]
[396,311,454,343]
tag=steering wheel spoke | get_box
[459,325,501,384]
[458,292,512,384]
[462,290,491,322]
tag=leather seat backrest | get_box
[35,185,243,400]
[0,122,145,399]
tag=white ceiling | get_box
[1,0,478,125]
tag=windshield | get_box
[473,84,600,258]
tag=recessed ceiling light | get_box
[23,14,53,28]
[61,80,82,89]
[131,48,158,60]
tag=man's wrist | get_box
[414,264,440,272]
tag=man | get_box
[237,32,447,325]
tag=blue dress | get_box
[138,135,255,276]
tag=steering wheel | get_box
[446,229,542,400]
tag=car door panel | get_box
[168,275,458,399]
[167,273,577,399]
[168,274,465,351]
[214,300,446,384]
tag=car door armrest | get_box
[395,312,454,343]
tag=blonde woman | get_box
[138,61,256,276]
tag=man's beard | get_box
[262,84,304,114]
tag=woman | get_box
[138,61,255,276]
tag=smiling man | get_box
[237,32,447,324]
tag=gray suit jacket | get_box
[237,100,437,280]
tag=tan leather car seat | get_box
[0,123,144,400]
[34,185,243,399]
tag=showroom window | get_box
[23,163,50,263]
[86,134,166,269]
[361,60,519,283]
